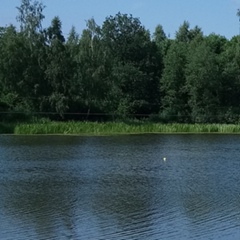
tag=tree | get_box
[3,2,240,124]
[16,0,45,49]
[46,16,65,44]
[175,21,190,42]
[237,9,240,55]
[205,34,227,54]
[75,18,111,119]
[186,40,222,123]
[152,24,170,62]
[44,17,74,116]
[0,26,29,109]
[108,61,162,118]
[67,26,79,47]
[14,0,47,114]
[219,36,240,122]
[176,21,202,43]
[153,24,167,47]
[160,41,189,122]
[101,13,161,117]
[101,13,150,64]
[65,26,83,118]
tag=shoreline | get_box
[1,121,240,135]
[2,133,240,137]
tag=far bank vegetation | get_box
[1,0,240,126]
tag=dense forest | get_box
[0,0,240,123]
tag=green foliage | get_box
[16,0,45,33]
[12,121,240,135]
[0,1,240,124]
[101,13,161,118]
[101,13,151,64]
[175,21,202,43]
[152,24,170,58]
[160,42,189,122]
[186,39,222,123]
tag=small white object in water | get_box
[163,157,167,161]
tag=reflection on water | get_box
[0,134,240,239]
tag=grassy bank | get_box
[1,121,240,135]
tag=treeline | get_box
[0,0,240,123]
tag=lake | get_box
[0,134,240,240]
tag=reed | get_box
[12,121,240,135]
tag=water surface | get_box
[0,134,240,239]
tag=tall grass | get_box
[12,121,240,135]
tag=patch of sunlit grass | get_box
[12,121,240,135]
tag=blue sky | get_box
[1,0,240,39]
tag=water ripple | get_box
[1,135,240,239]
